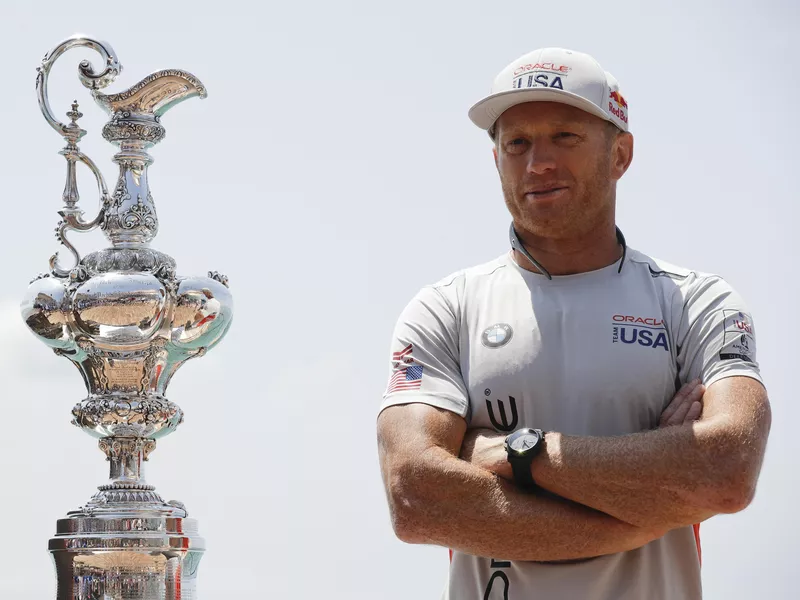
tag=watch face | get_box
[507,429,541,455]
[510,434,538,452]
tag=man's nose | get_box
[526,142,557,175]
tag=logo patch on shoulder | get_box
[720,311,756,361]
[481,324,513,348]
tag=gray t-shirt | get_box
[380,248,762,600]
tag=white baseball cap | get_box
[468,47,629,133]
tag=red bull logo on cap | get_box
[608,90,628,124]
[609,90,628,109]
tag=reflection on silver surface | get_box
[21,34,231,599]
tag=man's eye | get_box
[506,138,528,151]
[555,132,576,138]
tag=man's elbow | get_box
[654,479,757,529]
[389,504,428,544]
[694,457,762,516]
[710,474,759,514]
[385,464,431,544]
[703,408,770,515]
[664,463,762,525]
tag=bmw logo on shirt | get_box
[481,323,514,348]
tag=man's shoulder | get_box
[626,248,721,285]
[405,254,513,317]
[396,254,511,328]
[428,253,512,292]
[626,248,741,308]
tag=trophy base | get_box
[49,513,204,600]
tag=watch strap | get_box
[509,453,537,490]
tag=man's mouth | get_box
[525,187,569,200]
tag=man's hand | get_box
[459,427,510,479]
[462,380,706,479]
[658,379,705,428]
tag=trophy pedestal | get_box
[46,438,205,600]
[51,514,204,600]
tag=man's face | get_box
[493,101,633,241]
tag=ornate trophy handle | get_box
[36,35,120,277]
[50,135,112,277]
[36,34,121,137]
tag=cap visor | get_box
[468,88,611,130]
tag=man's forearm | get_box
[533,426,721,528]
[389,446,663,562]
[533,379,771,528]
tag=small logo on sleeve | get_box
[611,314,670,351]
[386,344,424,393]
[720,311,756,361]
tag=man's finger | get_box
[684,400,702,423]
[665,394,695,426]
[660,379,700,424]
[661,382,706,427]
[681,384,706,422]
[658,382,691,423]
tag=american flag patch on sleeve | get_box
[386,344,424,393]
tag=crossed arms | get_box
[377,377,771,562]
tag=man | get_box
[376,47,771,599]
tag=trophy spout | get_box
[93,69,207,118]
[92,71,207,248]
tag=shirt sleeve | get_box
[379,285,470,418]
[675,275,763,388]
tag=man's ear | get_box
[611,132,634,180]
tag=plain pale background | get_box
[0,0,796,597]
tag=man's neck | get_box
[512,222,623,276]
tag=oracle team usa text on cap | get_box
[468,47,629,133]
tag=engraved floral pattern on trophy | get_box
[102,155,160,245]
[21,35,230,600]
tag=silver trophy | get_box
[20,35,233,599]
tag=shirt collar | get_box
[508,223,627,281]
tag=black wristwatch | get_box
[504,428,545,490]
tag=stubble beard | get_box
[502,157,615,243]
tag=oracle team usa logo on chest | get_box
[611,314,669,351]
